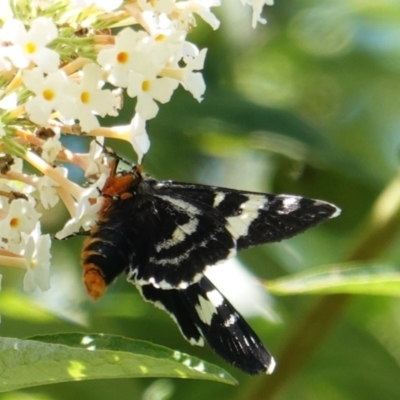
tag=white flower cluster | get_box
[0,0,273,298]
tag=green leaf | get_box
[266,263,400,296]
[0,333,237,392]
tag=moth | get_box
[81,156,340,375]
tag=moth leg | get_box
[95,139,135,168]
[53,228,91,240]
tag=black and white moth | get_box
[82,159,340,375]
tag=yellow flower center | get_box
[25,42,37,54]
[155,34,165,42]
[9,217,19,228]
[81,91,90,104]
[30,258,37,270]
[142,80,151,92]
[117,51,129,64]
[42,89,55,101]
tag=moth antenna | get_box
[135,164,143,175]
[95,139,135,169]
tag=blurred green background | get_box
[3,0,400,398]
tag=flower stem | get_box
[0,254,26,269]
[23,150,84,200]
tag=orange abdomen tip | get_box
[83,265,107,301]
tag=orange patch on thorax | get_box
[99,160,138,214]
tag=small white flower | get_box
[112,114,151,163]
[41,135,63,163]
[82,139,110,178]
[175,0,221,30]
[134,16,186,75]
[127,114,150,163]
[98,28,148,88]
[127,72,179,120]
[179,47,207,102]
[3,17,59,73]
[22,223,51,293]
[63,63,120,132]
[55,173,108,239]
[22,68,72,125]
[37,167,68,209]
[0,199,41,251]
[240,0,274,28]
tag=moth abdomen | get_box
[82,225,133,300]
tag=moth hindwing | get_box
[81,162,340,375]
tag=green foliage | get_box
[0,333,236,392]
[267,263,400,296]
